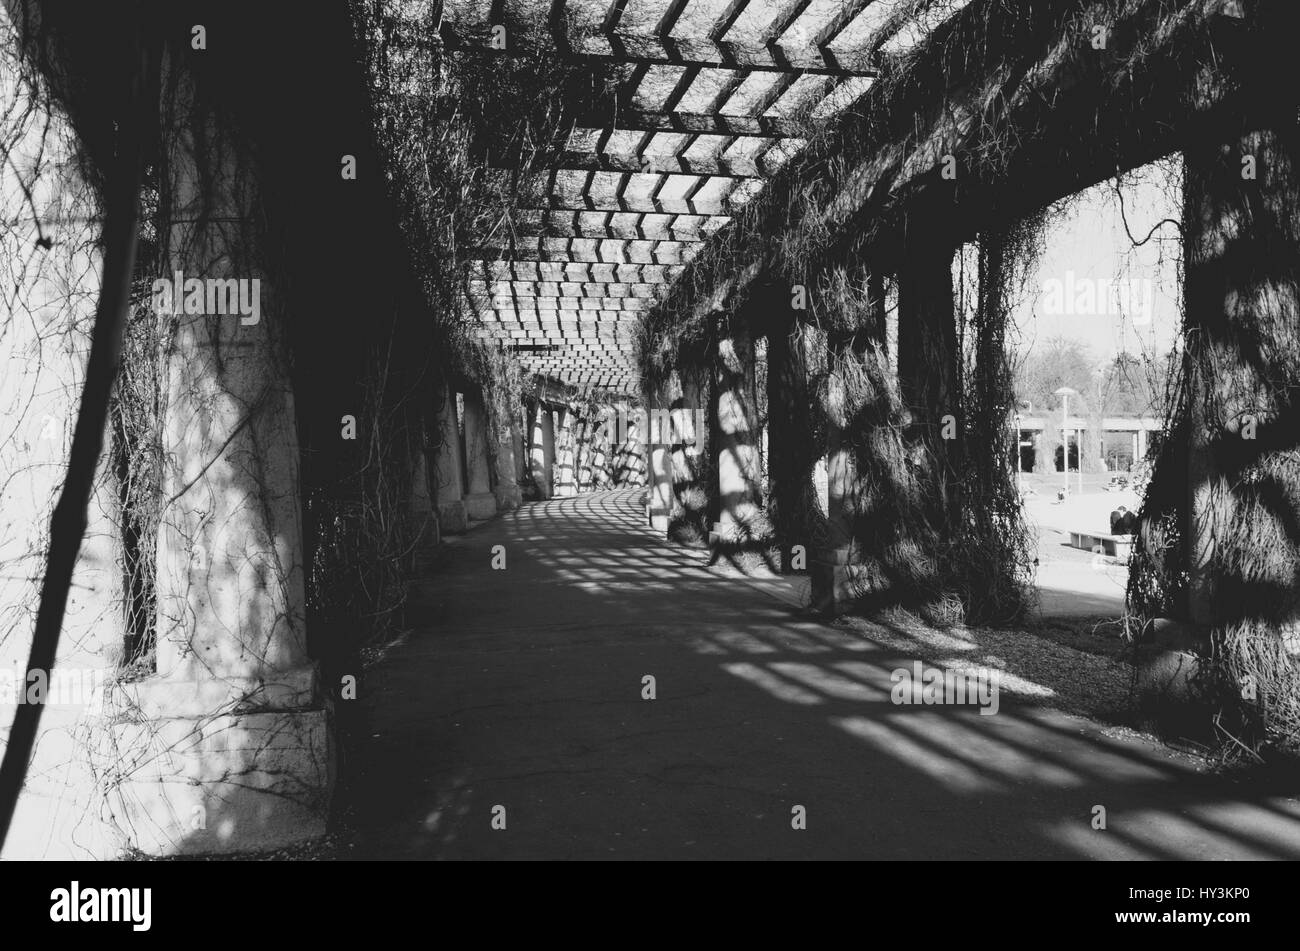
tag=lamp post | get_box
[1089,364,1106,495]
[1014,399,1032,484]
[1054,386,1078,497]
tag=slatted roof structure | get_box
[445,0,951,395]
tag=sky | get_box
[1011,157,1184,368]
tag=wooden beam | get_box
[650,0,1264,331]
[469,295,653,310]
[470,317,643,327]
[605,31,876,76]
[478,337,636,347]
[524,363,636,369]
[575,108,816,138]
[466,240,695,265]
[468,280,666,298]
[547,150,766,178]
[538,193,731,216]
[502,213,720,242]
[475,333,636,342]
[553,148,764,177]
[469,316,641,327]
[463,261,685,283]
[440,19,878,76]
[814,0,877,46]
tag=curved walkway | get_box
[346,489,1300,859]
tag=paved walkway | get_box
[346,489,1300,859]
[1026,492,1135,618]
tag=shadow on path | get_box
[345,489,1300,859]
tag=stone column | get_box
[897,227,960,529]
[529,401,555,500]
[0,131,124,855]
[525,398,542,497]
[811,416,861,613]
[1135,43,1300,729]
[590,408,613,489]
[709,315,763,545]
[102,54,330,856]
[542,407,557,495]
[409,445,439,548]
[574,415,594,492]
[494,404,523,511]
[3,445,124,862]
[671,363,710,536]
[766,317,819,571]
[666,369,700,532]
[612,401,641,486]
[554,405,577,497]
[433,382,467,533]
[461,386,497,520]
[645,383,675,533]
[512,408,527,484]
[1181,116,1300,630]
[812,271,886,614]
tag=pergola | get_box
[444,0,940,394]
[5,0,1300,863]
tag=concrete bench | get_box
[1065,529,1134,563]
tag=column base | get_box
[810,551,866,616]
[707,510,768,547]
[1134,619,1215,743]
[92,669,333,856]
[438,499,468,534]
[530,473,553,501]
[494,483,522,511]
[464,491,498,520]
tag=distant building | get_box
[1012,415,1162,473]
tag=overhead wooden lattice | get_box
[447,0,944,394]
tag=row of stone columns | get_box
[73,42,631,854]
[644,243,961,616]
[429,395,637,507]
[650,120,1299,648]
[421,380,523,538]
